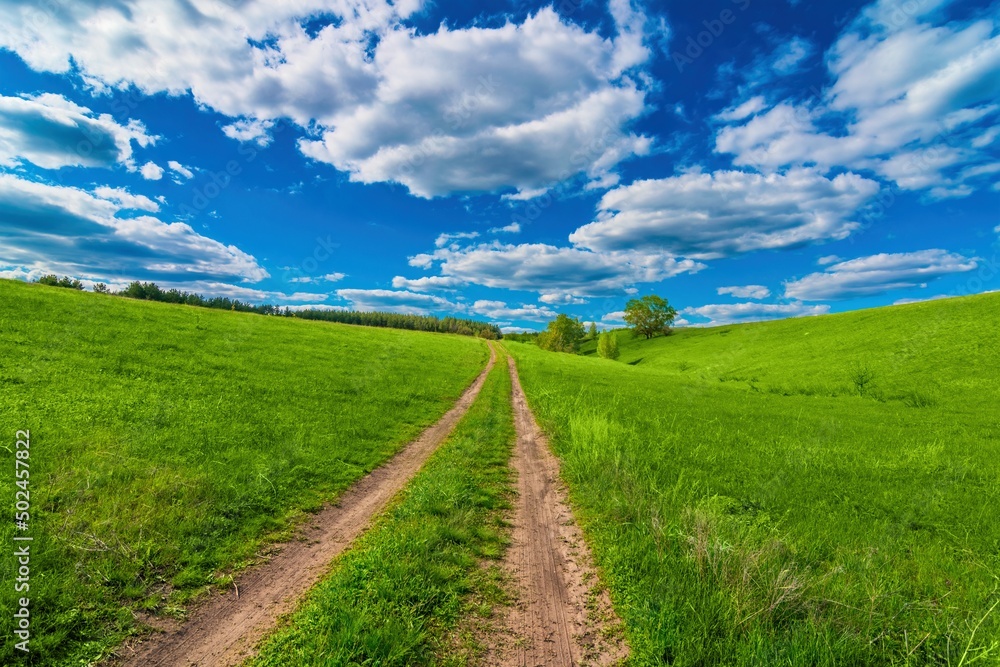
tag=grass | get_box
[0,279,488,666]
[509,292,1000,666]
[250,346,515,666]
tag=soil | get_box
[482,354,628,666]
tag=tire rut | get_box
[485,354,627,666]
[111,343,497,667]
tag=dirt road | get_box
[113,343,497,667]
[486,354,627,666]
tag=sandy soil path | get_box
[112,343,497,667]
[486,353,627,666]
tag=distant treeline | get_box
[32,275,502,339]
[291,308,501,339]
[501,331,540,343]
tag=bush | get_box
[849,361,877,397]
[597,332,620,360]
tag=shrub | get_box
[597,332,620,360]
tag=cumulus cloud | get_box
[335,288,459,315]
[0,173,267,285]
[0,93,156,169]
[167,160,194,180]
[571,168,879,259]
[298,7,653,198]
[717,284,770,299]
[409,241,704,299]
[490,222,521,234]
[716,95,767,122]
[435,231,479,248]
[602,311,627,322]
[221,118,276,147]
[139,160,164,180]
[784,249,979,300]
[469,300,557,322]
[288,272,346,284]
[715,5,1000,197]
[0,1,654,198]
[390,275,466,291]
[681,301,830,326]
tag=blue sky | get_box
[0,0,997,331]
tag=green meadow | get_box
[0,279,487,665]
[252,347,515,667]
[507,291,1000,665]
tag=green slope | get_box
[0,279,488,666]
[511,292,1000,666]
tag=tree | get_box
[92,283,109,294]
[623,295,677,339]
[587,322,598,340]
[538,314,586,353]
[597,331,620,360]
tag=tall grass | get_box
[510,292,1000,665]
[0,279,487,666]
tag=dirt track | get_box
[113,343,496,667]
[486,354,627,666]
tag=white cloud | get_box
[500,326,538,334]
[91,186,160,212]
[390,275,466,291]
[435,231,480,248]
[571,168,879,259]
[288,272,347,284]
[784,249,979,300]
[717,284,770,299]
[539,293,587,305]
[490,222,521,234]
[602,310,627,322]
[893,294,951,305]
[716,96,767,122]
[0,173,267,285]
[298,7,653,198]
[681,301,830,326]
[0,93,156,169]
[0,1,655,198]
[817,254,841,265]
[470,300,556,322]
[715,6,1000,197]
[335,288,459,315]
[167,160,194,180]
[139,160,164,180]
[410,241,704,299]
[221,118,276,147]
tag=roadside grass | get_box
[509,292,1000,666]
[250,346,515,666]
[0,279,487,666]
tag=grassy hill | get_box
[0,279,489,665]
[510,292,1000,666]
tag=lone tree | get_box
[537,313,586,353]
[597,331,620,360]
[624,295,677,339]
[587,322,598,340]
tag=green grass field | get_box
[251,347,515,666]
[0,279,488,666]
[509,292,1000,666]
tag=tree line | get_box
[31,275,501,339]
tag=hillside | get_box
[0,279,489,665]
[511,292,1000,666]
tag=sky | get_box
[0,0,997,332]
